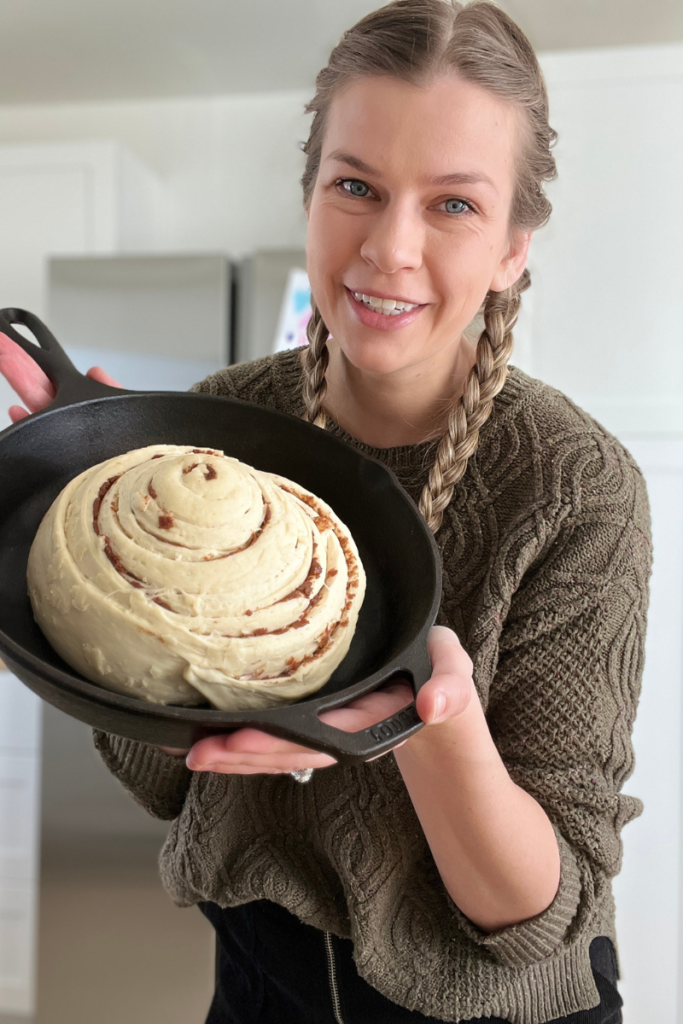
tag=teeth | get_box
[353,292,419,315]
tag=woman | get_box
[0,2,650,1022]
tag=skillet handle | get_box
[0,307,123,408]
[272,639,434,766]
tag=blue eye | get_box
[341,179,371,197]
[444,198,470,215]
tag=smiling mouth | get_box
[351,291,421,316]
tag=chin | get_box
[339,339,416,376]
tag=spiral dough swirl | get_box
[27,445,366,710]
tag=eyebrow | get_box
[326,150,498,192]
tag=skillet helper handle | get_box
[278,640,434,766]
[0,307,120,407]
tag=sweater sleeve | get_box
[93,731,193,821]
[450,440,652,965]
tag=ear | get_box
[489,229,532,292]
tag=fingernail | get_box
[188,760,216,772]
[432,692,446,722]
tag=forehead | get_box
[323,74,519,195]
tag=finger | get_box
[187,728,337,771]
[0,333,55,411]
[188,752,336,775]
[87,366,122,388]
[319,680,413,732]
[9,405,30,423]
[192,762,328,776]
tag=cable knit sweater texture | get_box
[94,349,652,1024]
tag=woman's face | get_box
[306,74,530,378]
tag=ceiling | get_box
[0,0,681,105]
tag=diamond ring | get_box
[290,768,315,784]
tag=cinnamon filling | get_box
[208,502,272,560]
[102,537,144,588]
[183,461,218,481]
[93,476,120,535]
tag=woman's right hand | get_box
[0,331,122,421]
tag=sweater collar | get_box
[317,365,531,474]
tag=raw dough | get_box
[27,445,366,710]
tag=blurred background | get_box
[0,1,681,1022]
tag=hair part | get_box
[300,0,556,532]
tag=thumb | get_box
[416,626,474,725]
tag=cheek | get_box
[307,218,336,293]
[431,230,505,304]
[308,203,364,274]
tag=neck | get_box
[323,337,478,448]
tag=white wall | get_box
[524,44,683,435]
[0,90,311,257]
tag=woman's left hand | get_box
[185,626,474,775]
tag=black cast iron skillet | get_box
[0,309,441,765]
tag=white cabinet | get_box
[0,669,42,1016]
[524,45,683,436]
[0,140,162,316]
[0,140,163,431]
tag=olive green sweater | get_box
[95,350,652,1024]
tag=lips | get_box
[352,291,420,314]
[345,286,425,331]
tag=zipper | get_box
[324,930,346,1024]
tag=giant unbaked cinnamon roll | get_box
[27,445,366,710]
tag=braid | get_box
[301,298,331,428]
[300,275,528,535]
[418,269,530,534]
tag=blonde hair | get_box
[300,0,557,532]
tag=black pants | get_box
[199,899,622,1024]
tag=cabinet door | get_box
[0,165,91,316]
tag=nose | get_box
[359,198,424,274]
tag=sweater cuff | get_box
[93,731,192,821]
[449,828,582,968]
